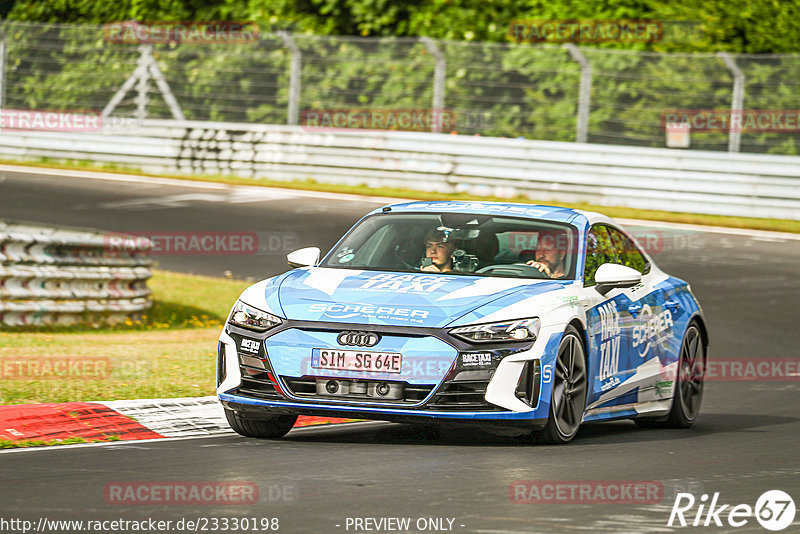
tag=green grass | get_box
[0,435,121,449]
[0,269,250,404]
[3,156,800,234]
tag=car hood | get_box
[272,268,567,328]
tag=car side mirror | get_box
[593,263,642,295]
[287,247,321,268]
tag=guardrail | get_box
[0,220,152,326]
[1,119,800,220]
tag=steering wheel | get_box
[474,263,549,278]
[391,245,422,270]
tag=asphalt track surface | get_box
[1,168,799,533]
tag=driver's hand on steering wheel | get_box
[526,260,552,277]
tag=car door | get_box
[605,225,675,404]
[583,224,635,410]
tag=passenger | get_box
[421,228,456,273]
[526,229,568,278]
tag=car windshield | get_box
[321,212,579,279]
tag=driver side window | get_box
[584,225,616,286]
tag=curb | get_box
[0,396,360,447]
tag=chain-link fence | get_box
[2,21,800,154]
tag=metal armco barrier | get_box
[0,221,152,326]
[1,119,800,220]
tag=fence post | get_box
[420,37,446,133]
[564,44,591,143]
[718,52,745,153]
[279,32,302,126]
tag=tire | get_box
[530,325,588,444]
[224,408,297,439]
[666,322,705,427]
[635,321,705,429]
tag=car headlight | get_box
[450,318,540,343]
[228,300,282,332]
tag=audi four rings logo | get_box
[337,331,381,347]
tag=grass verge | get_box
[0,269,251,404]
[0,436,121,449]
[3,157,800,234]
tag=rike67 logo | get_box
[668,490,796,531]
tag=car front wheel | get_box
[224,408,298,439]
[530,325,587,444]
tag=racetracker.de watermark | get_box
[103,231,299,256]
[0,109,102,132]
[662,109,800,133]
[654,358,800,383]
[0,357,111,380]
[104,482,259,505]
[299,108,494,132]
[103,21,259,45]
[0,357,152,381]
[509,480,663,504]
[508,19,704,43]
[703,358,800,382]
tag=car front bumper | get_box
[217,320,563,423]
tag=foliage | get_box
[2,2,800,153]
[8,0,800,53]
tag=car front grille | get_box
[280,376,435,405]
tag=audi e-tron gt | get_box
[217,201,707,443]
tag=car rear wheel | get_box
[635,321,705,429]
[224,408,297,439]
[530,325,587,444]
[667,322,705,427]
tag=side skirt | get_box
[583,399,672,422]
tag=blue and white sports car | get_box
[217,201,707,443]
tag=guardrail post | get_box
[564,44,592,143]
[279,32,302,126]
[420,37,446,133]
[718,52,745,153]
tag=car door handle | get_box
[628,303,642,317]
[665,300,680,311]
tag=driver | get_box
[421,228,456,272]
[526,229,568,278]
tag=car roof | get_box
[370,200,610,228]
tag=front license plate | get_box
[311,348,402,373]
